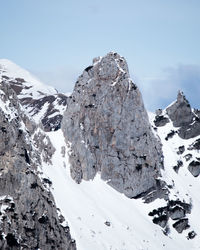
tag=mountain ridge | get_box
[0,59,68,132]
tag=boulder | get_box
[188,161,200,177]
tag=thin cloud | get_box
[136,64,200,112]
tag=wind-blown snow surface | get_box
[42,129,200,250]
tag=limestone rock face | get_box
[0,82,76,250]
[166,91,200,139]
[62,52,164,198]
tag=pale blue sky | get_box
[1,0,200,110]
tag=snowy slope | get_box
[0,59,56,98]
[0,59,68,131]
[41,129,200,250]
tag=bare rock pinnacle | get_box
[62,52,164,199]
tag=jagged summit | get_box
[154,90,200,139]
[177,90,188,102]
[89,52,130,81]
[166,90,193,128]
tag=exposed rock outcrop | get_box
[166,91,193,127]
[149,200,191,233]
[188,161,200,177]
[0,82,76,249]
[154,115,169,127]
[166,91,200,139]
[19,93,68,131]
[62,52,164,199]
[0,62,68,132]
[173,219,190,233]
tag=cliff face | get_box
[62,52,164,199]
[0,82,76,249]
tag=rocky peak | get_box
[177,90,187,103]
[153,90,200,139]
[62,52,165,200]
[166,91,194,128]
[164,91,200,139]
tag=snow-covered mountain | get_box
[0,54,200,249]
[0,59,68,131]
